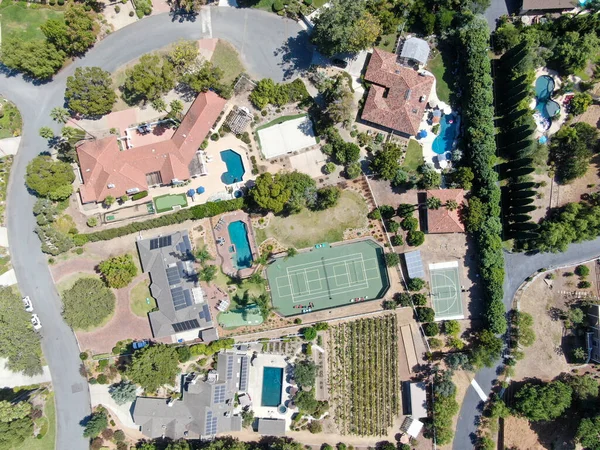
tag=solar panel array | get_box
[149,235,173,250]
[176,235,193,255]
[226,355,234,381]
[199,304,211,321]
[172,319,200,333]
[213,384,226,404]
[239,356,249,392]
[166,266,181,286]
[205,410,218,436]
[405,250,425,279]
[171,286,189,311]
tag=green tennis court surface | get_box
[153,193,188,213]
[429,262,464,321]
[218,305,264,329]
[266,240,390,317]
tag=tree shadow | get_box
[274,31,313,81]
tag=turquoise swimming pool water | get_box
[220,150,245,185]
[261,367,283,407]
[535,75,560,120]
[227,221,253,269]
[432,114,459,155]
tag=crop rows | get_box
[327,314,400,436]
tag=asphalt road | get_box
[452,239,600,448]
[0,8,310,450]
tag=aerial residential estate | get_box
[3,0,600,450]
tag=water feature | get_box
[220,150,245,185]
[432,113,459,155]
[535,75,560,121]
[261,367,283,407]
[227,220,253,269]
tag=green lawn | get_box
[403,140,423,171]
[211,40,245,86]
[0,2,64,42]
[16,392,56,450]
[376,32,398,53]
[153,193,188,213]
[53,214,77,234]
[130,280,156,317]
[428,53,451,104]
[0,101,22,139]
[255,113,308,132]
[256,190,368,249]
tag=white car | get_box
[31,314,42,331]
[22,296,33,312]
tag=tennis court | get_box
[153,193,188,213]
[266,240,390,316]
[429,262,464,321]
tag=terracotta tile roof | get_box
[426,189,465,234]
[77,92,226,203]
[361,48,434,136]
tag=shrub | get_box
[96,374,108,384]
[115,5,120,12]
[406,230,425,246]
[58,0,64,4]
[80,352,89,360]
[131,190,148,200]
[302,326,317,341]
[423,322,439,336]
[98,254,138,288]
[129,10,134,16]
[176,345,191,362]
[578,281,591,289]
[86,217,98,227]
[412,293,427,306]
[575,265,590,278]
[407,277,425,291]
[401,217,418,231]
[385,252,399,267]
[416,307,435,323]
[304,0,313,4]
[62,278,115,330]
[387,221,400,233]
[114,430,126,442]
[391,235,403,246]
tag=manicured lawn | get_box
[0,100,22,139]
[255,113,307,132]
[0,2,64,42]
[16,391,56,450]
[403,139,423,171]
[256,190,368,249]
[153,193,188,213]
[211,40,245,86]
[428,53,451,104]
[130,280,156,317]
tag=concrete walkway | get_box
[0,137,21,156]
[0,358,52,388]
[89,384,138,429]
[0,269,17,286]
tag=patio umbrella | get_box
[539,136,548,144]
[196,186,205,194]
[187,189,195,197]
[417,130,428,139]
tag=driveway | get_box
[0,8,310,450]
[484,0,521,29]
[453,238,600,449]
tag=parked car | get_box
[331,58,348,69]
[22,296,33,312]
[31,314,42,331]
[132,340,148,350]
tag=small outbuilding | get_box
[426,189,466,234]
[257,418,286,436]
[399,37,430,67]
[407,382,428,419]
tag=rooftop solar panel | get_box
[213,385,226,404]
[239,356,249,392]
[182,235,192,253]
[205,410,218,435]
[226,355,234,380]
[172,319,199,333]
[202,304,210,321]
[171,286,188,311]
[166,266,181,286]
[149,238,159,250]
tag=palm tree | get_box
[195,245,214,265]
[50,107,70,124]
[446,200,459,211]
[169,100,184,119]
[103,196,116,208]
[200,265,218,284]
[426,196,442,210]
[151,98,167,113]
[39,127,54,140]
[286,247,298,259]
[61,126,82,141]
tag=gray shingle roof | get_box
[400,37,430,65]
[137,231,214,338]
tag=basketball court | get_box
[266,240,390,316]
[429,261,464,321]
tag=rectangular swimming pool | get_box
[227,220,253,269]
[261,366,283,407]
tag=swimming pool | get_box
[227,221,253,269]
[535,75,560,121]
[432,113,459,155]
[261,367,283,407]
[220,150,245,185]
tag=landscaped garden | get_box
[254,190,368,249]
[0,100,22,139]
[402,140,424,172]
[327,314,400,436]
[129,280,156,317]
[428,51,451,104]
[15,391,56,450]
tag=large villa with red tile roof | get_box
[361,48,434,137]
[77,91,227,204]
[426,189,465,234]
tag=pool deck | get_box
[211,210,259,279]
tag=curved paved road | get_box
[1,8,310,450]
[453,241,600,448]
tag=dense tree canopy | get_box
[294,360,317,387]
[109,381,138,405]
[42,5,98,56]
[65,67,116,117]
[25,156,75,200]
[0,38,65,79]
[550,122,599,183]
[122,54,176,104]
[62,277,116,330]
[98,254,138,289]
[0,415,33,449]
[513,381,572,422]
[126,344,180,392]
[370,143,403,180]
[577,415,600,450]
[311,0,381,56]
[0,287,43,376]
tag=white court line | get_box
[471,379,488,402]
[285,253,366,270]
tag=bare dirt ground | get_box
[503,415,577,450]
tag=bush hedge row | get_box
[457,14,507,335]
